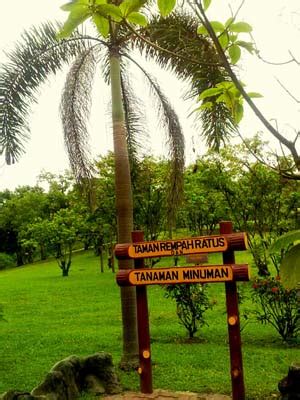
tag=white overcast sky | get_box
[0,0,300,190]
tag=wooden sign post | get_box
[115,222,248,399]
[131,231,152,394]
[220,221,245,400]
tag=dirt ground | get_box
[102,389,231,400]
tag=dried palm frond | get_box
[60,47,98,181]
[0,21,93,164]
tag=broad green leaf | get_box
[229,22,253,33]
[97,4,123,22]
[57,7,90,39]
[200,101,213,110]
[225,17,234,28]
[199,87,223,100]
[216,81,233,89]
[234,102,244,124]
[61,0,89,10]
[210,21,225,32]
[218,32,229,49]
[229,85,241,98]
[270,230,300,253]
[229,44,241,64]
[236,40,255,54]
[120,0,146,17]
[216,93,230,106]
[229,34,238,43]
[203,0,212,11]
[127,12,148,26]
[157,0,176,17]
[92,14,109,37]
[280,243,300,289]
[95,0,107,4]
[61,3,76,12]
[197,25,208,35]
[247,92,263,98]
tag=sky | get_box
[0,0,300,191]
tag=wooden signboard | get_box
[117,264,249,286]
[185,253,208,264]
[116,223,247,400]
[115,232,248,259]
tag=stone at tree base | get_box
[278,363,300,400]
[80,353,121,394]
[0,391,46,399]
[31,369,71,400]
[84,375,105,395]
[0,352,121,400]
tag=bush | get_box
[251,276,300,342]
[0,253,15,270]
[165,283,213,338]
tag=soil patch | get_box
[101,389,231,399]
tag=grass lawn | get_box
[0,250,299,399]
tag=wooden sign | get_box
[117,224,247,400]
[185,253,208,264]
[115,232,248,260]
[116,235,226,259]
[117,264,249,286]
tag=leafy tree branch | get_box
[190,0,300,175]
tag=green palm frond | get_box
[0,21,92,164]
[60,47,99,182]
[120,69,149,176]
[135,11,236,150]
[124,54,184,220]
[198,103,236,150]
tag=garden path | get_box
[102,389,231,399]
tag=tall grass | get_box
[0,251,298,399]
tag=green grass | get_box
[0,250,299,399]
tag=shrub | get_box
[165,283,213,338]
[251,276,300,342]
[0,253,15,270]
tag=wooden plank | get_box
[115,232,248,260]
[116,264,249,286]
[185,253,208,264]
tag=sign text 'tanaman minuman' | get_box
[128,265,233,285]
[128,236,227,258]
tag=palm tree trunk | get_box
[109,48,138,368]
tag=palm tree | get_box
[0,5,232,367]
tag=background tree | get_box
[189,0,300,179]
[0,1,230,367]
[46,208,85,277]
[133,157,169,240]
[0,187,48,265]
[203,140,300,275]
[179,161,228,236]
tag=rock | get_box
[1,352,121,400]
[278,362,300,399]
[80,353,121,394]
[31,370,70,400]
[84,375,105,395]
[0,391,46,399]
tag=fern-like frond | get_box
[0,21,92,164]
[134,11,236,150]
[60,47,99,182]
[124,54,185,221]
[120,68,149,176]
